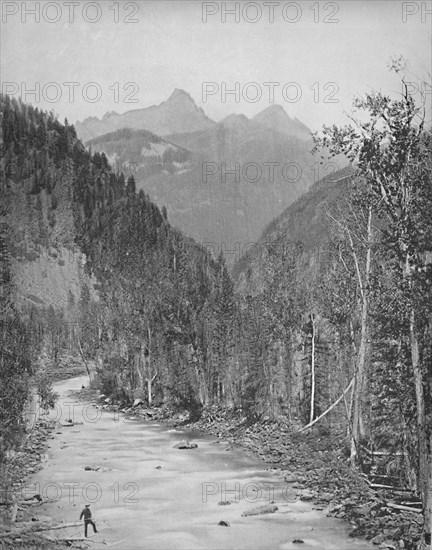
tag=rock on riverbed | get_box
[173,440,198,449]
[242,504,278,517]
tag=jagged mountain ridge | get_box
[89,110,324,270]
[78,92,344,271]
[75,89,215,143]
[167,109,313,156]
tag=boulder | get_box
[284,474,298,483]
[300,489,314,501]
[317,492,333,502]
[27,494,43,502]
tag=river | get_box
[26,376,374,549]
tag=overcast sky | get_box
[1,0,431,130]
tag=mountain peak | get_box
[102,110,119,120]
[219,113,250,128]
[259,104,289,116]
[253,105,311,141]
[167,88,195,104]
[76,89,214,141]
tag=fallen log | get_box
[362,448,403,457]
[370,483,401,490]
[39,521,83,531]
[385,502,422,513]
[0,521,82,537]
[366,481,415,493]
[368,473,400,480]
[360,475,414,493]
[298,378,354,432]
[44,535,95,543]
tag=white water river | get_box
[26,376,374,549]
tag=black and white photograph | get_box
[0,1,431,548]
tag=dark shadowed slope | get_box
[233,164,355,284]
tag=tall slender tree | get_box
[315,70,432,548]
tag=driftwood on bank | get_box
[362,476,416,494]
[0,520,83,537]
[38,521,83,531]
[385,501,422,513]
[45,535,96,543]
[369,483,405,490]
[362,447,403,457]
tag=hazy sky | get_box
[1,0,431,130]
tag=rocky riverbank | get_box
[94,392,422,550]
[0,374,91,549]
[0,417,71,549]
[5,382,420,550]
[184,408,423,550]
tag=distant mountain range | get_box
[76,88,313,144]
[84,89,344,269]
[76,89,214,143]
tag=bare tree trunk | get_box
[309,313,316,424]
[77,336,91,383]
[136,349,144,392]
[400,235,432,549]
[147,377,152,406]
[348,319,358,433]
[410,308,432,549]
[147,375,156,406]
[350,206,372,467]
[194,364,207,406]
[426,450,432,550]
[350,300,368,465]
[145,326,156,406]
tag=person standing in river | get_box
[80,504,98,537]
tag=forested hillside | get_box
[0,94,234,456]
[87,127,191,180]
